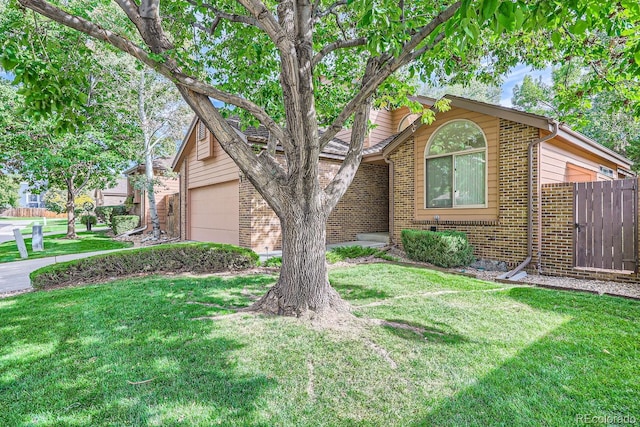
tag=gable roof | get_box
[378,95,633,170]
[172,116,352,171]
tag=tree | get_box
[11,0,639,317]
[130,67,190,240]
[420,79,502,104]
[0,8,138,238]
[0,174,19,209]
[512,65,640,168]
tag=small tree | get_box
[0,174,19,209]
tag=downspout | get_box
[501,120,558,279]
[383,155,395,244]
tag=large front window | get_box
[425,120,487,208]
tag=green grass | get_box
[0,231,132,263]
[0,263,638,426]
[19,218,69,235]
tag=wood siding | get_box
[185,126,239,190]
[413,107,500,221]
[540,138,620,184]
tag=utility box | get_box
[32,224,44,252]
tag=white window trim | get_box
[423,119,488,209]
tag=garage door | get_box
[189,180,239,244]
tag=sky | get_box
[499,64,552,107]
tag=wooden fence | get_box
[165,193,180,238]
[0,208,67,218]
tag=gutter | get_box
[500,120,559,280]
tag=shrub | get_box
[30,243,259,289]
[401,229,475,268]
[326,245,394,264]
[112,215,140,235]
[80,214,97,230]
[95,205,128,227]
[262,256,282,267]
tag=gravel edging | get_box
[384,247,640,301]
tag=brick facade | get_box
[388,119,541,269]
[541,180,640,283]
[238,160,389,253]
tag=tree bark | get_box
[250,207,350,317]
[65,180,77,239]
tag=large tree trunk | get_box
[251,207,350,317]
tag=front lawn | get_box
[0,231,132,263]
[19,218,69,235]
[0,264,638,426]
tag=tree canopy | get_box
[512,65,640,169]
[6,0,640,315]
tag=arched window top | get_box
[398,113,421,132]
[426,119,486,157]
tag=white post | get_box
[13,228,28,259]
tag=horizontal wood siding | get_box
[414,107,499,221]
[187,131,239,189]
[540,138,619,184]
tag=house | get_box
[172,95,635,276]
[17,182,45,208]
[124,158,179,234]
[93,177,128,207]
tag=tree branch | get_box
[183,0,263,29]
[323,58,377,208]
[17,0,289,145]
[318,2,460,148]
[236,0,294,53]
[313,0,347,21]
[312,37,367,68]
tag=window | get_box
[425,120,487,208]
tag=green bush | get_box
[30,243,259,289]
[80,214,97,230]
[262,256,282,267]
[401,229,475,268]
[326,245,395,264]
[95,205,128,227]
[112,215,140,235]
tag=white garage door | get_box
[189,180,239,244]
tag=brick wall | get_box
[541,180,640,283]
[389,119,540,268]
[238,160,389,253]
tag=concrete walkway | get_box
[0,221,31,244]
[0,248,132,294]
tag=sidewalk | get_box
[0,248,133,294]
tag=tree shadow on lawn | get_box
[0,276,278,426]
[379,318,469,345]
[413,287,640,426]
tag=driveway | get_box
[0,221,31,244]
[0,249,133,294]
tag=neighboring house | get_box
[172,95,635,273]
[124,158,179,233]
[18,182,45,208]
[93,177,129,207]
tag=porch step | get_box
[356,232,390,244]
